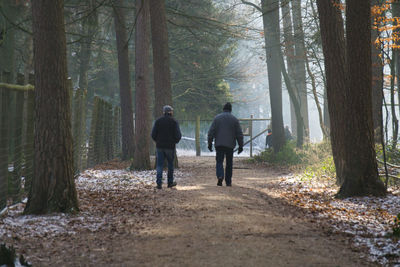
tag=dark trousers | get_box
[156,148,174,186]
[216,146,234,185]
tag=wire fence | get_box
[0,74,122,211]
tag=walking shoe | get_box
[156,184,162,189]
[217,178,223,186]
[226,184,232,187]
[167,182,177,188]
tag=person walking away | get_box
[208,102,244,186]
[284,126,293,141]
[265,129,272,149]
[151,105,182,189]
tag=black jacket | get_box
[208,111,244,149]
[151,115,182,149]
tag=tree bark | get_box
[24,0,79,214]
[371,0,384,143]
[316,0,347,185]
[113,0,135,160]
[132,0,151,170]
[149,0,173,119]
[261,0,285,153]
[337,0,386,197]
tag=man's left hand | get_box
[238,146,243,154]
[208,144,213,152]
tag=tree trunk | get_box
[78,0,97,93]
[0,0,17,83]
[393,1,400,147]
[337,0,386,197]
[24,0,79,214]
[261,0,285,153]
[281,0,303,143]
[291,0,309,139]
[132,0,151,170]
[150,0,180,168]
[306,56,328,139]
[390,50,398,148]
[371,0,384,143]
[323,87,330,135]
[279,50,304,148]
[316,0,347,185]
[149,0,173,118]
[113,0,135,160]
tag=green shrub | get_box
[393,213,400,237]
[253,141,306,165]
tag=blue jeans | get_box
[216,146,233,185]
[156,148,174,186]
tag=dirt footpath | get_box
[114,156,373,267]
[7,156,376,266]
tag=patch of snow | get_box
[0,168,188,242]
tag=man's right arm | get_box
[235,119,244,148]
[151,121,158,141]
[208,120,216,144]
[175,121,182,143]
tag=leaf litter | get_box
[264,174,400,266]
[1,160,399,266]
[0,166,188,265]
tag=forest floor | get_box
[1,156,399,266]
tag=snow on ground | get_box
[267,175,400,266]
[0,168,186,240]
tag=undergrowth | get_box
[252,140,336,181]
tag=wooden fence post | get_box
[88,97,99,167]
[195,115,201,156]
[250,114,253,157]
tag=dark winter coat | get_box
[208,111,244,149]
[151,115,182,149]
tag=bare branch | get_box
[240,0,262,13]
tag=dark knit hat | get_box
[163,105,173,114]
[223,102,232,112]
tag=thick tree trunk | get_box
[261,0,285,153]
[113,0,135,160]
[24,0,79,214]
[337,0,386,197]
[371,0,384,143]
[291,0,309,139]
[132,0,151,170]
[149,0,179,168]
[149,0,173,118]
[316,0,347,185]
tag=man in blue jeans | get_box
[151,105,182,189]
[208,102,244,186]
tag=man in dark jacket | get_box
[208,102,244,186]
[151,105,182,189]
